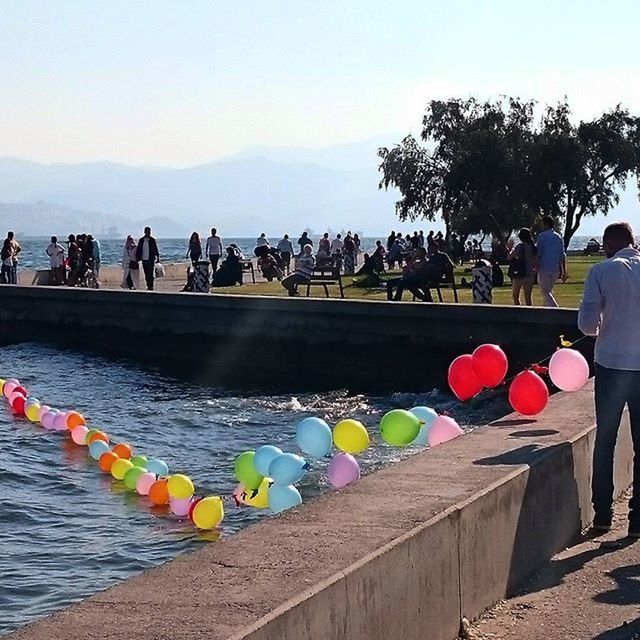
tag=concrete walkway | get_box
[468,492,640,640]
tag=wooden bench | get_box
[296,267,345,299]
[412,269,459,303]
[240,260,256,284]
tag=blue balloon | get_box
[409,406,438,445]
[268,453,308,486]
[146,458,169,476]
[25,397,40,406]
[254,445,283,477]
[268,484,302,514]
[89,439,110,461]
[296,417,332,458]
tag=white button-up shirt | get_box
[578,247,640,370]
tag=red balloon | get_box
[509,370,549,416]
[188,496,203,523]
[13,386,27,397]
[11,395,26,416]
[472,344,509,387]
[448,354,484,401]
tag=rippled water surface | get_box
[0,343,509,635]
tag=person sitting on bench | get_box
[257,252,282,282]
[410,244,456,301]
[282,244,315,296]
[386,248,428,301]
[212,247,243,287]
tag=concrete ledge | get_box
[9,380,632,640]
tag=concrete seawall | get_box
[0,285,590,391]
[9,381,633,640]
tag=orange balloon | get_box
[98,451,120,473]
[65,411,86,430]
[112,443,133,459]
[148,479,169,505]
[87,431,110,445]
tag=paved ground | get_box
[466,492,640,640]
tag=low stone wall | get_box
[0,285,589,391]
[9,381,632,640]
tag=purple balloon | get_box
[328,453,360,489]
[42,411,57,430]
[169,497,192,517]
[53,412,68,431]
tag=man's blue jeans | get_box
[593,364,640,525]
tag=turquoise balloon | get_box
[296,417,332,458]
[268,453,308,486]
[410,406,439,446]
[268,484,302,514]
[89,439,110,460]
[254,445,283,477]
[146,458,169,476]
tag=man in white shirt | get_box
[578,222,640,537]
[256,233,270,248]
[330,234,343,255]
[46,236,65,285]
[276,234,294,275]
[205,228,223,274]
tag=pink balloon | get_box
[8,390,26,405]
[3,381,18,398]
[169,497,192,517]
[42,411,57,430]
[70,425,89,445]
[38,405,52,423]
[549,349,590,392]
[136,472,156,496]
[53,412,68,431]
[427,416,463,447]
[327,453,360,489]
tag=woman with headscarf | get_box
[121,235,140,289]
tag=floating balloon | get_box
[98,451,119,473]
[379,409,420,446]
[70,425,89,445]
[89,439,110,460]
[130,455,148,469]
[253,445,283,477]
[268,484,302,514]
[234,451,264,491]
[11,394,26,416]
[41,411,57,430]
[188,497,203,521]
[428,416,463,447]
[146,458,169,477]
[25,396,40,406]
[111,458,134,481]
[296,417,333,458]
[333,419,369,454]
[448,355,484,401]
[112,443,133,459]
[549,349,589,392]
[245,477,271,509]
[471,344,509,388]
[65,411,86,430]
[148,479,170,505]
[509,370,549,416]
[328,453,360,488]
[167,474,195,500]
[124,465,146,491]
[268,453,308,486]
[53,412,68,431]
[2,381,17,398]
[37,405,51,423]
[84,428,99,444]
[192,496,224,529]
[409,406,438,445]
[13,385,27,397]
[25,402,41,422]
[136,471,157,496]
[169,497,192,517]
[87,430,109,445]
[0,378,4,394]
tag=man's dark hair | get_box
[144,226,151,234]
[541,215,554,229]
[603,222,634,247]
[7,231,14,239]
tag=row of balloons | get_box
[447,343,590,414]
[0,377,225,530]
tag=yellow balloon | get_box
[244,477,270,509]
[25,403,41,422]
[111,458,134,481]
[192,496,224,530]
[167,474,195,500]
[0,379,5,395]
[333,419,370,454]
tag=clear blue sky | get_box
[2,0,639,172]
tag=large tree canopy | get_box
[379,98,640,248]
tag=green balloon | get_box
[84,428,100,445]
[234,451,264,491]
[379,409,421,446]
[130,455,148,469]
[124,466,146,491]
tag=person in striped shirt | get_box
[282,244,315,296]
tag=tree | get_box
[530,102,640,248]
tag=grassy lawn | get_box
[216,256,601,309]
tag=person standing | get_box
[343,233,356,275]
[186,232,202,265]
[256,233,270,248]
[46,236,66,285]
[578,222,640,538]
[276,234,294,274]
[205,228,223,274]
[136,226,160,291]
[536,215,567,307]
[121,235,140,289]
[508,228,537,306]
[89,234,101,277]
[5,231,21,284]
[297,231,313,255]
[1,238,13,284]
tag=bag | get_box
[508,245,527,279]
[155,262,166,278]
[129,261,139,270]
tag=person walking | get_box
[578,222,640,538]
[205,228,223,274]
[121,235,140,289]
[343,233,356,275]
[46,236,66,285]
[508,228,537,306]
[536,215,567,307]
[136,226,160,291]
[5,231,21,284]
[186,232,202,265]
[276,234,294,274]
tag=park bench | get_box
[412,268,459,303]
[240,260,256,284]
[296,267,345,299]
